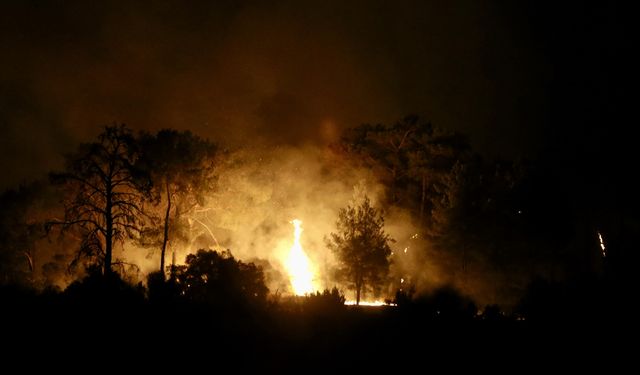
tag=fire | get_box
[598,231,606,258]
[344,300,396,307]
[285,219,315,295]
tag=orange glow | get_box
[344,300,396,307]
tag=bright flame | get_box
[344,300,396,307]
[598,231,606,258]
[285,219,315,295]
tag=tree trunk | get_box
[104,187,113,275]
[461,244,467,294]
[160,179,171,277]
[355,271,362,305]
[420,173,426,225]
[169,248,177,280]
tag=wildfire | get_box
[344,300,396,307]
[285,219,315,295]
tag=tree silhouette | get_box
[173,249,268,308]
[340,115,470,226]
[326,195,393,305]
[137,130,217,277]
[47,125,149,275]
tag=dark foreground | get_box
[1,286,631,371]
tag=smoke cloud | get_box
[1,0,550,190]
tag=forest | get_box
[1,0,634,368]
[2,118,634,365]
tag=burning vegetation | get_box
[0,1,632,367]
[0,117,630,322]
[285,219,316,295]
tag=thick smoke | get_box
[169,145,387,295]
[1,1,562,306]
[1,0,549,190]
[116,143,513,306]
[23,139,520,306]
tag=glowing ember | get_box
[598,231,606,258]
[344,300,396,307]
[285,219,315,295]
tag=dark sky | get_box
[0,0,626,190]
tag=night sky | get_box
[0,0,630,191]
